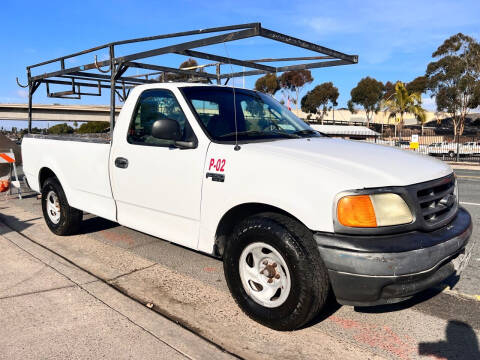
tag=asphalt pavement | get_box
[0,165,479,359]
[453,169,480,297]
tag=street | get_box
[0,166,479,359]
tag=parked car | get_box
[22,83,473,330]
[427,142,459,158]
[462,141,480,155]
[427,142,478,158]
[395,140,411,149]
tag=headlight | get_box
[336,193,413,228]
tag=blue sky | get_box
[1,0,480,129]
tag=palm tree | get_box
[383,81,426,138]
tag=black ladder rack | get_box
[18,22,358,135]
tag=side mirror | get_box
[151,118,197,149]
[151,118,181,141]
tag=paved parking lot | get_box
[0,166,479,359]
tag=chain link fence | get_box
[364,135,480,162]
[362,133,480,164]
[309,123,480,164]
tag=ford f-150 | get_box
[22,83,473,330]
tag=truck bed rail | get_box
[24,133,110,144]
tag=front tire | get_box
[223,213,330,330]
[41,177,82,235]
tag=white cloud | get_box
[304,17,353,36]
[422,97,436,111]
[0,90,29,104]
[301,1,480,65]
[16,90,28,99]
[0,96,23,103]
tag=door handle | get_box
[115,157,129,169]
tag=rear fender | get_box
[38,162,73,203]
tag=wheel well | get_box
[39,168,57,189]
[214,203,303,257]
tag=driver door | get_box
[110,88,207,249]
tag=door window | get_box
[128,89,194,146]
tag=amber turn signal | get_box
[337,195,377,228]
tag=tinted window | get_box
[128,89,194,146]
[191,99,220,126]
[182,87,318,142]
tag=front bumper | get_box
[314,207,473,306]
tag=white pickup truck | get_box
[23,83,473,330]
[426,142,478,158]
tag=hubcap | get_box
[46,190,61,224]
[239,242,291,308]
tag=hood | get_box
[246,137,452,188]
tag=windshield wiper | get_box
[218,130,264,138]
[293,129,324,137]
[269,130,300,138]
[218,130,300,139]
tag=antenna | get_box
[222,42,241,151]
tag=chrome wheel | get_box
[46,190,61,224]
[239,242,291,308]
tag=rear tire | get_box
[448,151,455,158]
[223,212,330,330]
[41,177,82,235]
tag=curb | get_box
[447,162,480,170]
[0,218,240,360]
[439,286,480,302]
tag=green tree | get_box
[21,127,42,135]
[48,123,74,135]
[347,77,384,127]
[406,76,428,95]
[383,82,426,136]
[301,82,339,123]
[279,70,313,111]
[77,121,109,133]
[254,73,280,95]
[159,58,206,83]
[73,121,78,129]
[383,81,397,100]
[426,33,480,136]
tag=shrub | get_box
[77,121,109,133]
[48,123,74,134]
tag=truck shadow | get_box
[0,213,35,235]
[354,288,444,313]
[302,291,343,328]
[354,275,460,315]
[79,215,119,235]
[418,320,480,359]
[306,284,454,329]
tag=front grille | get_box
[416,175,456,225]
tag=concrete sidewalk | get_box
[0,222,235,360]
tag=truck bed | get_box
[22,134,117,221]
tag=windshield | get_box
[181,86,320,142]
